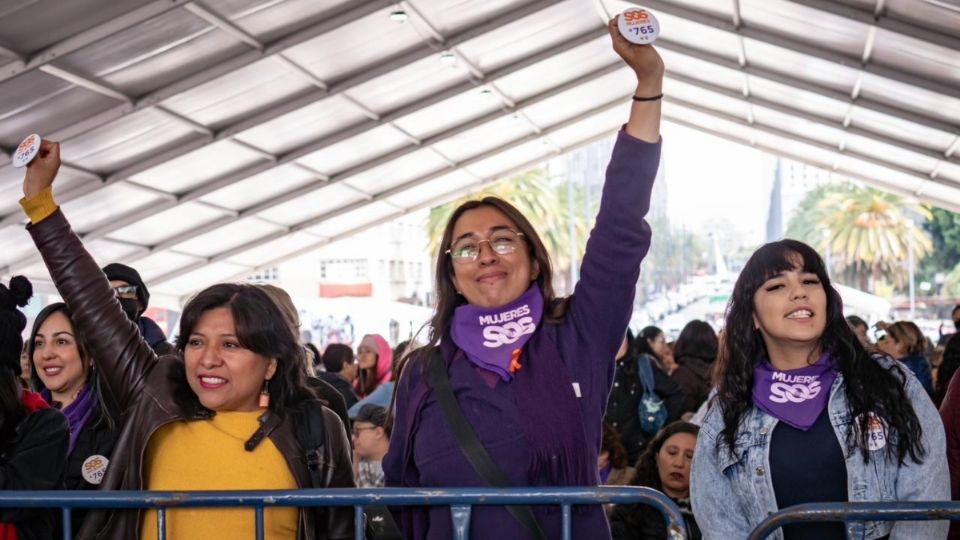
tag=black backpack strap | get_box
[427,349,548,540]
[293,403,330,487]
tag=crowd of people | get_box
[1,14,959,540]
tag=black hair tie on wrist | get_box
[632,93,663,102]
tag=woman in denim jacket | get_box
[691,239,948,540]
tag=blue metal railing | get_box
[747,501,960,540]
[0,486,687,540]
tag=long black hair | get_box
[673,320,717,362]
[176,283,314,416]
[0,276,32,447]
[633,325,663,359]
[28,303,117,432]
[632,421,700,491]
[716,239,924,464]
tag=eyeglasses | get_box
[112,285,138,298]
[445,229,525,264]
[351,426,377,436]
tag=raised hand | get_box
[608,15,664,95]
[23,139,61,199]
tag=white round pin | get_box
[81,454,110,485]
[618,7,660,45]
[12,133,42,168]
[859,413,887,451]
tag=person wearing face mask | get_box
[18,139,355,539]
[610,422,701,540]
[102,262,175,356]
[28,302,119,536]
[384,16,663,540]
[691,240,948,540]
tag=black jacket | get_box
[62,409,119,536]
[605,353,684,464]
[317,371,359,410]
[0,406,69,540]
[610,495,702,540]
[670,356,713,415]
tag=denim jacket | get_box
[691,356,949,540]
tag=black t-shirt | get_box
[770,408,847,540]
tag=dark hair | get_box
[885,321,925,357]
[426,196,566,351]
[0,276,32,446]
[633,326,663,359]
[673,320,717,363]
[936,334,960,406]
[952,304,960,317]
[176,284,313,415]
[716,239,925,465]
[632,421,700,491]
[845,315,867,330]
[355,404,389,437]
[28,303,117,431]
[601,422,630,469]
[322,343,353,373]
[304,343,322,369]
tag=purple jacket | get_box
[383,130,661,539]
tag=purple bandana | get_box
[43,384,96,454]
[450,284,543,382]
[752,352,838,431]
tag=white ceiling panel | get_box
[107,201,233,246]
[1,0,958,295]
[127,139,268,194]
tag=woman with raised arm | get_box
[691,239,948,539]
[18,142,355,540]
[383,15,663,540]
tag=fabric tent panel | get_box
[741,0,870,58]
[746,76,850,124]
[127,250,205,284]
[749,107,846,149]
[254,183,366,227]
[159,58,316,129]
[0,0,159,54]
[381,170,477,209]
[204,0,351,42]
[522,69,634,127]
[65,110,200,173]
[198,163,318,211]
[391,88,503,141]
[743,38,861,95]
[152,261,251,295]
[870,29,960,88]
[463,139,552,180]
[492,37,613,103]
[654,11,743,58]
[280,7,425,83]
[455,2,597,74]
[169,216,285,258]
[658,49,745,94]
[295,124,412,177]
[850,106,958,154]
[344,148,453,195]
[106,201,235,246]
[935,161,960,185]
[0,71,119,147]
[59,183,165,234]
[833,153,926,193]
[410,0,519,37]
[0,170,92,217]
[858,72,960,125]
[81,238,147,267]
[883,0,960,38]
[0,228,41,271]
[841,132,940,176]
[126,138,269,194]
[545,108,626,149]
[431,115,534,164]
[232,94,369,156]
[303,201,399,238]
[224,230,324,268]
[917,178,960,208]
[600,0,730,19]
[345,54,472,115]
[666,79,752,120]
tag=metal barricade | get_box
[747,501,960,540]
[0,486,687,540]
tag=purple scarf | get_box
[752,352,838,430]
[43,384,96,454]
[450,284,543,382]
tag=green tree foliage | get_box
[786,185,932,292]
[918,207,960,293]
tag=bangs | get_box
[742,240,826,291]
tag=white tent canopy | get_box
[0,0,957,300]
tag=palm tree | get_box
[787,185,932,292]
[424,168,589,293]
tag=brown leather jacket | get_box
[29,210,355,540]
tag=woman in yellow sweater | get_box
[18,140,355,540]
